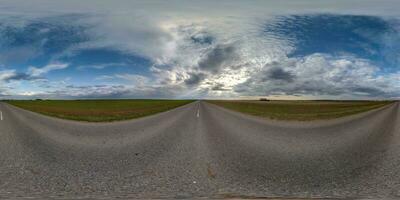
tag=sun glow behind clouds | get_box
[0,0,399,99]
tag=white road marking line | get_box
[196,109,200,118]
[0,111,3,121]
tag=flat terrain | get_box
[0,101,399,199]
[207,100,393,120]
[6,99,194,122]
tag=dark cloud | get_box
[353,87,386,96]
[184,73,206,86]
[190,32,214,45]
[198,44,236,72]
[2,72,36,82]
[211,83,229,91]
[229,62,250,70]
[263,67,295,82]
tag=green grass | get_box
[207,100,394,121]
[6,99,194,122]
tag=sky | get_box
[0,0,399,100]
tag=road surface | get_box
[0,101,399,199]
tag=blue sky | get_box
[0,0,399,99]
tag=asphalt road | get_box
[0,101,399,199]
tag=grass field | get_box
[6,99,194,122]
[207,100,394,121]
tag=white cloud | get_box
[0,70,18,82]
[27,63,69,77]
[77,63,127,70]
[96,73,150,87]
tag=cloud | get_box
[0,70,33,97]
[184,72,206,86]
[352,86,386,96]
[62,85,129,98]
[0,2,399,99]
[262,65,295,82]
[12,83,188,99]
[198,44,236,72]
[190,32,214,45]
[234,54,399,99]
[27,63,69,77]
[0,17,90,65]
[0,70,32,82]
[263,14,400,69]
[0,46,38,65]
[0,63,69,98]
[211,83,229,91]
[0,63,69,97]
[97,73,150,87]
[77,62,127,70]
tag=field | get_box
[6,99,194,122]
[207,100,394,121]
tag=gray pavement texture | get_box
[0,101,399,199]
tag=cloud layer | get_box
[0,0,399,99]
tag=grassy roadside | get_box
[6,99,194,122]
[207,100,394,121]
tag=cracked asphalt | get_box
[0,101,399,199]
